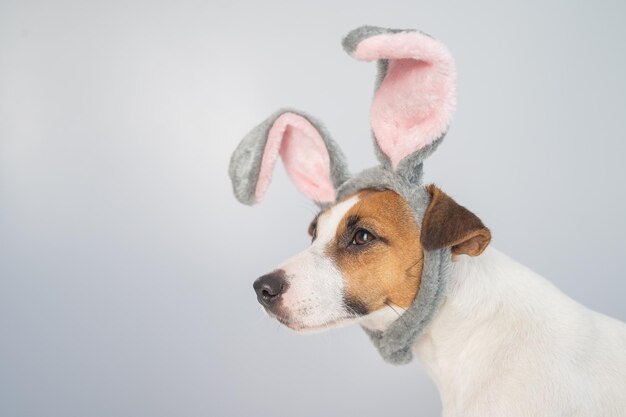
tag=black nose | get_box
[253,270,287,308]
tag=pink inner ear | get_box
[353,32,456,169]
[255,113,336,203]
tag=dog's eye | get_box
[351,229,376,246]
[308,222,317,242]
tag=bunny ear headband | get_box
[230,26,457,364]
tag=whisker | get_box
[384,300,403,318]
[384,299,409,328]
[404,256,425,277]
[298,200,318,216]
[344,304,359,317]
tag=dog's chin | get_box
[273,314,359,334]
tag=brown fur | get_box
[325,190,424,311]
[421,184,491,256]
[317,185,490,314]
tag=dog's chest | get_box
[409,248,626,416]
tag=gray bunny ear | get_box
[343,26,457,182]
[229,109,350,206]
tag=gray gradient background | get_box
[1,1,625,416]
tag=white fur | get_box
[277,195,360,330]
[271,194,626,415]
[360,305,407,332]
[362,247,626,417]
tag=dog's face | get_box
[232,27,491,333]
[253,188,425,332]
[253,185,492,332]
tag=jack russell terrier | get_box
[229,26,626,416]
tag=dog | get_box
[229,26,626,416]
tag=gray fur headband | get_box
[229,26,457,364]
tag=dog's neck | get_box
[361,247,581,412]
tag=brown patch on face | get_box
[326,189,424,313]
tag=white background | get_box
[1,1,625,416]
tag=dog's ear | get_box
[229,109,350,206]
[421,185,491,256]
[343,26,456,180]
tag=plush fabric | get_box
[229,26,459,365]
[229,109,349,205]
[343,26,456,176]
[366,247,451,364]
[257,112,336,202]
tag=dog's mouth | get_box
[269,311,358,334]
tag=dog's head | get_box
[251,186,489,332]
[229,26,491,332]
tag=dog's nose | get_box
[253,271,287,308]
